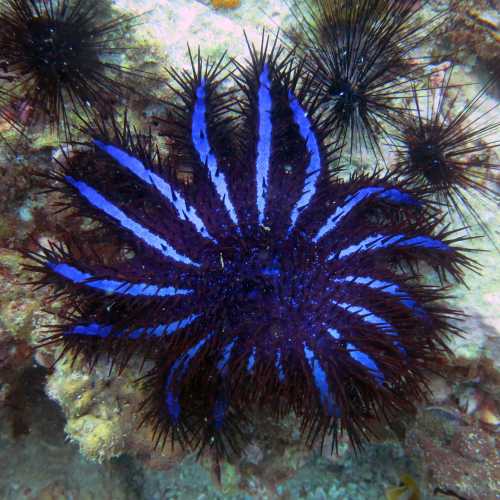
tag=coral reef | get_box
[0,0,498,497]
[434,0,500,88]
[406,408,499,500]
[46,355,188,466]
[0,366,148,500]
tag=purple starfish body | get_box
[29,39,471,457]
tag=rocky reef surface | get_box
[434,0,500,91]
[0,0,499,499]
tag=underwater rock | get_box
[111,0,289,69]
[0,369,145,500]
[0,248,55,342]
[46,357,188,466]
[405,407,499,500]
[435,0,500,87]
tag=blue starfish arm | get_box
[329,302,406,355]
[64,176,200,268]
[254,63,273,225]
[346,345,385,384]
[92,139,217,243]
[275,348,286,383]
[164,333,213,423]
[287,89,322,231]
[65,314,201,340]
[331,275,426,317]
[212,339,237,430]
[303,342,338,416]
[246,347,257,373]
[46,261,193,297]
[164,52,242,239]
[330,233,451,261]
[191,79,240,230]
[327,328,385,384]
[314,187,421,243]
[331,301,399,337]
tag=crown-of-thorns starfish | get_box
[28,37,472,458]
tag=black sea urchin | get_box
[27,38,473,459]
[392,68,500,242]
[284,0,440,161]
[0,0,139,134]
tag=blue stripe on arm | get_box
[191,80,239,228]
[327,329,384,384]
[67,314,201,339]
[127,314,201,339]
[247,347,256,373]
[327,328,341,340]
[332,301,399,336]
[315,188,384,242]
[315,187,421,242]
[213,397,229,431]
[255,64,273,225]
[398,236,451,251]
[47,262,193,297]
[288,91,321,230]
[330,304,405,354]
[164,333,213,423]
[346,344,385,384]
[335,234,405,259]
[212,339,236,431]
[71,323,113,338]
[65,176,199,267]
[93,140,216,243]
[216,340,236,374]
[303,342,337,416]
[332,276,426,317]
[275,348,285,382]
[378,188,421,206]
[332,233,450,260]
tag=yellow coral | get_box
[66,415,123,462]
[211,0,241,9]
[385,474,421,500]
